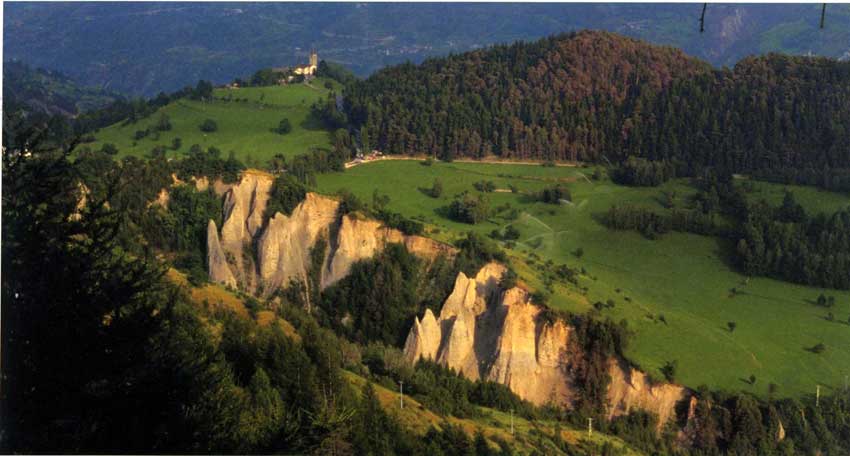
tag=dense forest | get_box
[346,30,850,181]
[738,198,850,290]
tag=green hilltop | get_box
[86,79,342,164]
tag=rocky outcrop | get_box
[606,357,687,426]
[403,308,442,361]
[213,171,275,293]
[404,262,689,430]
[152,188,170,208]
[207,220,236,288]
[256,192,340,295]
[321,214,454,289]
[404,263,574,405]
[206,171,454,297]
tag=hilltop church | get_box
[293,49,318,76]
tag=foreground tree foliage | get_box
[2,121,175,451]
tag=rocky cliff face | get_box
[256,192,340,295]
[404,262,690,429]
[323,214,455,289]
[206,171,452,297]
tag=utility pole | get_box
[816,384,820,407]
[399,381,404,409]
[587,418,593,437]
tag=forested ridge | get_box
[346,30,850,178]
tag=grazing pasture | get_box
[85,80,340,163]
[317,160,850,398]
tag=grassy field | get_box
[86,79,340,163]
[317,160,850,399]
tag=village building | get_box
[293,49,319,76]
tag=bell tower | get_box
[309,49,318,69]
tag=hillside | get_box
[169,265,647,456]
[3,60,122,116]
[4,3,849,96]
[5,12,850,455]
[85,80,340,162]
[347,30,850,176]
[343,371,645,456]
[316,160,850,399]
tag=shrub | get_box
[499,269,518,290]
[199,118,218,132]
[660,360,678,383]
[155,113,172,132]
[427,178,443,198]
[100,143,119,155]
[473,180,496,192]
[276,118,292,135]
[538,184,571,204]
[503,225,520,241]
[447,193,490,224]
[265,175,307,218]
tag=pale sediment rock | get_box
[207,220,236,288]
[257,193,340,296]
[321,214,454,289]
[404,261,690,431]
[208,171,456,297]
[606,357,688,427]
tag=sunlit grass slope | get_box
[88,79,340,163]
[317,160,850,398]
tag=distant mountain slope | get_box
[347,30,850,174]
[4,3,849,96]
[3,61,122,116]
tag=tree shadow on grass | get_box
[299,110,328,131]
[418,187,438,198]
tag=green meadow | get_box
[317,160,850,398]
[86,80,340,163]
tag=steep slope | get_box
[404,262,689,429]
[3,60,121,116]
[206,171,453,297]
[343,370,646,456]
